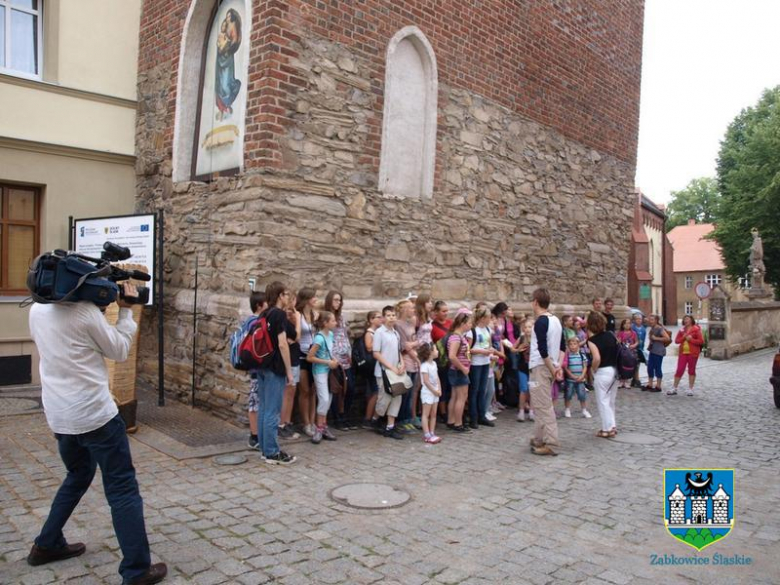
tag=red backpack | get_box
[238,312,275,369]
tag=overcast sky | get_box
[634,0,780,205]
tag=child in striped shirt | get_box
[562,337,592,419]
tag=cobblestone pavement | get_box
[2,349,779,585]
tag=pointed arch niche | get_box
[378,26,438,199]
[172,0,252,182]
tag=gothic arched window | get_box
[378,26,438,199]
[173,0,252,182]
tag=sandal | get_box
[608,429,618,438]
[596,431,612,438]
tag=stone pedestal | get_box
[707,286,730,360]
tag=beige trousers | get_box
[529,365,559,446]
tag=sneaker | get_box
[247,435,259,449]
[478,418,495,427]
[429,434,442,443]
[528,410,536,421]
[453,425,471,433]
[495,402,506,411]
[411,416,423,430]
[332,419,347,431]
[666,389,677,396]
[347,420,360,431]
[485,412,497,422]
[265,451,297,465]
[516,410,526,422]
[469,420,479,429]
[585,383,594,392]
[631,380,642,388]
[302,424,316,438]
[564,408,571,418]
[582,409,592,419]
[404,422,417,432]
[279,425,300,440]
[321,426,337,441]
[361,418,374,430]
[686,389,694,396]
[648,387,662,393]
[311,428,322,444]
[383,426,404,440]
[531,445,558,456]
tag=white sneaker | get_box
[516,410,526,422]
[582,409,592,418]
[564,408,571,418]
[666,389,677,396]
[485,412,497,422]
[303,424,316,437]
[528,410,536,421]
[686,389,694,396]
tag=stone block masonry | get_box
[135,0,644,419]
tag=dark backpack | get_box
[352,332,375,376]
[616,341,638,380]
[230,315,258,370]
[237,313,275,370]
[435,333,451,369]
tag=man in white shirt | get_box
[371,305,406,440]
[27,284,166,585]
[528,288,562,456]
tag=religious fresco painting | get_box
[194,0,249,178]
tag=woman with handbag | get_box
[307,311,339,444]
[325,291,355,430]
[671,315,705,396]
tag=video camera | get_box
[27,242,151,307]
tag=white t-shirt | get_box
[373,325,401,378]
[468,326,492,366]
[29,302,137,435]
[419,361,439,392]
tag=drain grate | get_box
[330,483,411,510]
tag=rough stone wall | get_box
[134,0,643,419]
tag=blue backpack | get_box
[230,315,259,370]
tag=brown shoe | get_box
[126,563,168,585]
[531,445,558,456]
[27,543,86,566]
[529,438,544,448]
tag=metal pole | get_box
[191,256,198,408]
[68,216,74,250]
[157,209,165,406]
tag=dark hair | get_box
[265,281,286,308]
[592,297,602,304]
[249,290,266,313]
[561,313,572,325]
[587,311,606,335]
[417,342,433,363]
[295,287,316,313]
[366,310,380,325]
[620,318,632,331]
[491,302,508,317]
[605,298,614,305]
[448,312,471,333]
[433,300,447,312]
[682,315,696,326]
[315,310,334,330]
[532,288,551,309]
[382,305,395,317]
[324,290,343,320]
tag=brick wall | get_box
[138,0,644,170]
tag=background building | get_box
[667,220,753,324]
[0,0,141,385]
[627,191,675,321]
[135,0,644,417]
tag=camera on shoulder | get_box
[27,242,151,307]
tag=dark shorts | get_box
[448,369,470,387]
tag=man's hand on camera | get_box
[117,283,138,308]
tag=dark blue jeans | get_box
[256,368,285,457]
[398,371,417,423]
[36,415,151,582]
[468,364,490,422]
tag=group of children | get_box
[241,288,681,458]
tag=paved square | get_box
[2,349,779,584]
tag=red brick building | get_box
[134,1,645,415]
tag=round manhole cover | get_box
[330,483,411,510]
[0,397,40,415]
[610,432,664,445]
[213,454,247,466]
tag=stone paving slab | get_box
[1,349,779,584]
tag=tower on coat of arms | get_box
[664,469,734,551]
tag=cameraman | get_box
[26,283,166,585]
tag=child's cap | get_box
[456,307,472,316]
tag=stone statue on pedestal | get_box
[748,228,770,298]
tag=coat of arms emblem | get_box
[664,469,734,551]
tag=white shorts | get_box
[420,386,440,405]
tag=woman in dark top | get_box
[587,311,619,438]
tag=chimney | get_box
[688,219,696,225]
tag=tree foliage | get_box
[665,177,721,232]
[712,87,780,292]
